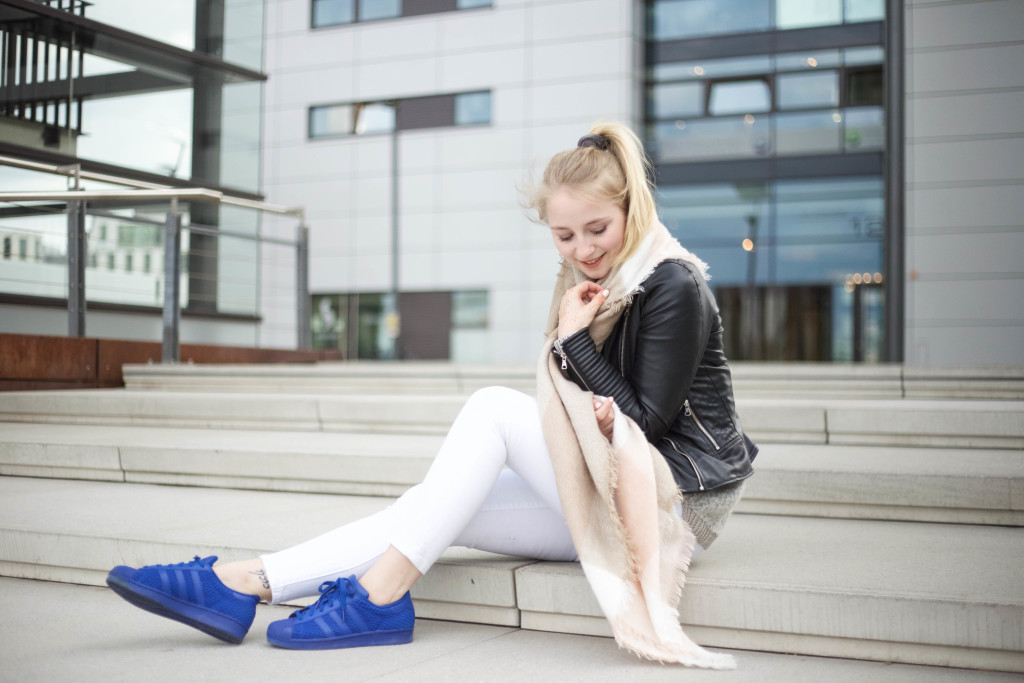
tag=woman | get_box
[107,123,756,669]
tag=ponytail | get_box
[527,122,658,267]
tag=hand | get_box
[558,281,609,339]
[593,396,615,441]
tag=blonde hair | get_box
[527,122,657,267]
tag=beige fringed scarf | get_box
[536,222,735,669]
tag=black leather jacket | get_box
[553,259,756,493]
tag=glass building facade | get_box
[0,0,267,324]
[646,0,889,361]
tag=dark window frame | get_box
[311,0,492,30]
[308,90,492,140]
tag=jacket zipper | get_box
[666,437,705,491]
[684,399,720,450]
[553,338,593,392]
[618,305,631,372]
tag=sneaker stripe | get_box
[344,604,367,633]
[175,569,186,598]
[314,616,333,637]
[159,569,170,595]
[326,609,346,634]
[191,572,205,607]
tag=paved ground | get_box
[1,577,1018,683]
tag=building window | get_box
[125,253,133,273]
[144,253,152,273]
[107,253,116,270]
[708,79,772,116]
[647,47,884,162]
[313,0,490,29]
[649,0,883,41]
[310,91,492,139]
[18,239,27,260]
[452,290,489,328]
[454,91,492,126]
[846,66,883,106]
[2,237,10,259]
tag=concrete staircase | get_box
[0,362,1021,672]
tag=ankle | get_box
[214,562,271,602]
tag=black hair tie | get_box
[577,133,610,151]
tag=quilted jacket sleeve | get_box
[558,261,709,443]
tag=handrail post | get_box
[296,223,311,349]
[66,197,87,336]
[161,200,182,363]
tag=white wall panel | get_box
[437,208,525,251]
[907,324,1024,367]
[276,66,356,107]
[440,7,526,51]
[908,0,1024,50]
[439,168,523,210]
[355,57,442,100]
[910,44,1024,94]
[397,133,441,174]
[530,37,630,82]
[354,17,441,62]
[399,172,441,212]
[908,232,1024,275]
[439,48,526,91]
[271,0,309,36]
[908,184,1024,232]
[910,91,1024,139]
[399,212,439,250]
[437,127,526,170]
[910,138,1024,185]
[531,0,631,43]
[529,80,630,123]
[272,32,357,72]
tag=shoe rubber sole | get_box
[106,568,248,644]
[266,627,413,650]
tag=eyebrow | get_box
[550,217,610,230]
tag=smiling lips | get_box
[580,254,604,268]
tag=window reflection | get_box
[455,91,492,126]
[649,82,703,118]
[774,0,842,30]
[313,0,355,26]
[708,80,771,115]
[76,89,194,179]
[777,72,839,109]
[647,47,885,161]
[649,0,882,40]
[650,0,771,41]
[659,177,883,361]
[845,0,885,22]
[360,0,401,22]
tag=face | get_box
[546,186,627,281]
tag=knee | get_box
[465,386,521,413]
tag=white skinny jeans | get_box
[261,386,579,604]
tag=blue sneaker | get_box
[106,555,259,644]
[266,576,414,650]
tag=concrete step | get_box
[9,580,1018,683]
[1,476,1020,673]
[2,389,1023,448]
[1,423,1021,525]
[121,362,1024,400]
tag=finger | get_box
[585,288,610,312]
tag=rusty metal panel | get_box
[0,332,96,382]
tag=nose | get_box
[576,239,596,261]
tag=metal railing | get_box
[0,156,309,362]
